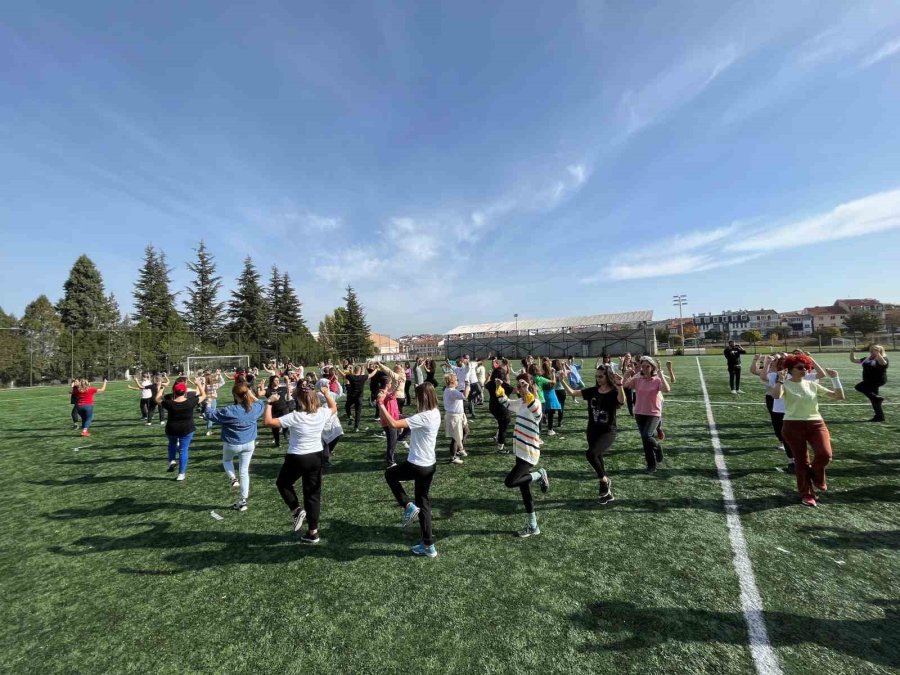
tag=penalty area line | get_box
[696,357,782,675]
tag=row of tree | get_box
[0,243,378,384]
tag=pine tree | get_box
[57,255,113,330]
[0,307,25,384]
[267,265,283,333]
[342,285,376,359]
[20,295,66,381]
[228,257,271,347]
[184,240,224,342]
[279,272,310,337]
[318,307,348,357]
[133,245,179,330]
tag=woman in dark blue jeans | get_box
[155,379,206,481]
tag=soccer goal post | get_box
[185,355,250,377]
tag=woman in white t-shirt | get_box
[378,382,442,558]
[264,381,337,544]
[443,373,469,465]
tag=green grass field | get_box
[1,355,897,674]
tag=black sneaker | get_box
[166,461,177,473]
[292,508,306,533]
[598,492,615,505]
[645,465,657,475]
[598,477,613,500]
[300,532,320,545]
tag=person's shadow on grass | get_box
[571,599,899,669]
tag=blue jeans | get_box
[77,405,94,430]
[223,441,255,500]
[167,432,194,474]
[206,398,218,431]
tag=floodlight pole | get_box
[514,313,519,358]
[673,295,687,344]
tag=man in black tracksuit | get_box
[724,341,747,393]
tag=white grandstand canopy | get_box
[446,310,654,335]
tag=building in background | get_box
[370,332,403,361]
[399,334,443,360]
[692,311,750,340]
[835,298,886,321]
[747,309,780,334]
[778,311,814,337]
[804,305,848,331]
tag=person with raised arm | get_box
[154,376,205,480]
[623,357,671,474]
[485,360,514,454]
[378,382,442,557]
[442,372,469,464]
[771,353,845,507]
[562,364,626,504]
[200,378,265,511]
[724,340,747,394]
[497,373,549,537]
[850,345,889,422]
[74,377,108,437]
[265,382,337,544]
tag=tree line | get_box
[0,242,377,384]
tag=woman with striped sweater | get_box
[497,373,549,537]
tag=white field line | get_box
[664,399,893,407]
[696,357,782,675]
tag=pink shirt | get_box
[381,393,400,427]
[630,377,663,417]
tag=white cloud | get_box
[314,247,386,283]
[858,37,900,69]
[242,205,341,234]
[620,44,741,135]
[586,187,900,282]
[726,188,900,252]
[385,217,440,260]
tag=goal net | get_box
[185,355,250,377]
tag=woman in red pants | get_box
[772,353,845,507]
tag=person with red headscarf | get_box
[154,377,206,481]
[771,354,844,507]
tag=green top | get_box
[533,376,549,403]
[782,378,828,421]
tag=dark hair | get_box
[232,382,254,412]
[267,375,279,388]
[415,383,438,411]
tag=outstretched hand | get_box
[825,368,839,378]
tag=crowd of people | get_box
[65,343,889,553]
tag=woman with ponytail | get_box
[201,380,266,511]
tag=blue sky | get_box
[2,1,899,335]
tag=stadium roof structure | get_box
[446,310,654,336]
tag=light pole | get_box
[672,295,687,345]
[514,313,519,357]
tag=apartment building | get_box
[692,311,750,339]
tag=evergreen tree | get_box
[342,286,376,358]
[133,245,179,330]
[57,255,114,330]
[20,295,66,381]
[267,265,283,334]
[184,240,225,342]
[228,257,270,347]
[279,272,310,336]
[0,307,25,384]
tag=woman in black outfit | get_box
[425,359,438,387]
[484,360,514,454]
[266,375,290,446]
[336,364,370,432]
[561,364,626,504]
[850,345,889,422]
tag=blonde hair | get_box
[870,344,885,356]
[444,373,457,388]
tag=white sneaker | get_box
[402,441,410,449]
[229,476,239,493]
[160,420,165,425]
[206,430,212,436]
[176,473,186,481]
[730,390,737,395]
[547,429,556,436]
[736,389,745,394]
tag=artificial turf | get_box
[0,354,897,674]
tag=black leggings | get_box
[546,409,562,430]
[728,366,742,390]
[71,404,79,424]
[385,461,436,546]
[855,381,885,419]
[147,400,166,422]
[635,414,663,469]
[490,404,511,445]
[323,437,340,462]
[586,430,616,479]
[625,388,635,416]
[345,395,362,430]
[505,457,536,513]
[140,398,151,419]
[556,389,566,422]
[276,452,323,530]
